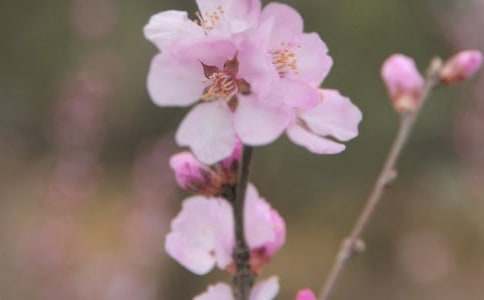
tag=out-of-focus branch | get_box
[319,58,443,300]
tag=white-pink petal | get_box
[194,277,279,300]
[300,89,362,142]
[194,283,233,300]
[143,10,204,50]
[234,96,293,146]
[245,184,276,249]
[250,277,280,300]
[147,53,205,107]
[165,196,233,275]
[287,124,346,155]
[261,3,304,46]
[295,33,333,86]
[176,102,238,165]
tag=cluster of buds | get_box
[170,141,242,196]
[382,50,482,113]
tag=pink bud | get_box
[441,50,483,84]
[296,289,317,300]
[381,54,425,112]
[169,152,219,195]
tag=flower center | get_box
[202,71,238,101]
[270,43,300,78]
[196,5,225,32]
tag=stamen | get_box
[270,42,300,78]
[201,72,238,101]
[196,5,225,32]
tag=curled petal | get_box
[234,96,293,146]
[176,102,238,165]
[287,124,346,155]
[147,53,205,107]
[300,89,362,142]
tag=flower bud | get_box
[381,54,425,113]
[249,209,286,274]
[169,152,221,195]
[440,50,483,84]
[296,289,317,300]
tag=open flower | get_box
[144,0,262,51]
[194,277,279,300]
[165,184,285,275]
[147,34,285,164]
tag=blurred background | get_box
[0,0,483,299]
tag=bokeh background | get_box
[1,0,483,299]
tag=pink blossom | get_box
[147,34,281,164]
[194,277,279,300]
[144,0,261,50]
[165,184,285,275]
[296,289,317,300]
[286,89,362,155]
[441,50,483,84]
[381,54,425,112]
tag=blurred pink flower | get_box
[441,50,483,84]
[194,276,279,300]
[165,184,285,275]
[381,54,425,112]
[296,289,317,300]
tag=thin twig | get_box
[233,146,255,300]
[319,58,443,300]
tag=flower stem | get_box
[319,58,443,300]
[233,146,255,300]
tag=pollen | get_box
[201,72,238,102]
[270,43,300,78]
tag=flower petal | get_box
[177,38,238,69]
[295,33,333,86]
[143,10,204,50]
[234,96,293,146]
[250,277,280,300]
[147,53,205,107]
[194,283,234,300]
[287,124,346,155]
[245,184,276,249]
[165,196,233,275]
[261,3,303,46]
[270,79,320,110]
[176,102,238,165]
[300,89,362,141]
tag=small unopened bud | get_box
[440,50,483,84]
[170,152,221,195]
[382,54,425,113]
[296,289,317,300]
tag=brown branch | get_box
[233,146,255,300]
[319,58,443,300]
